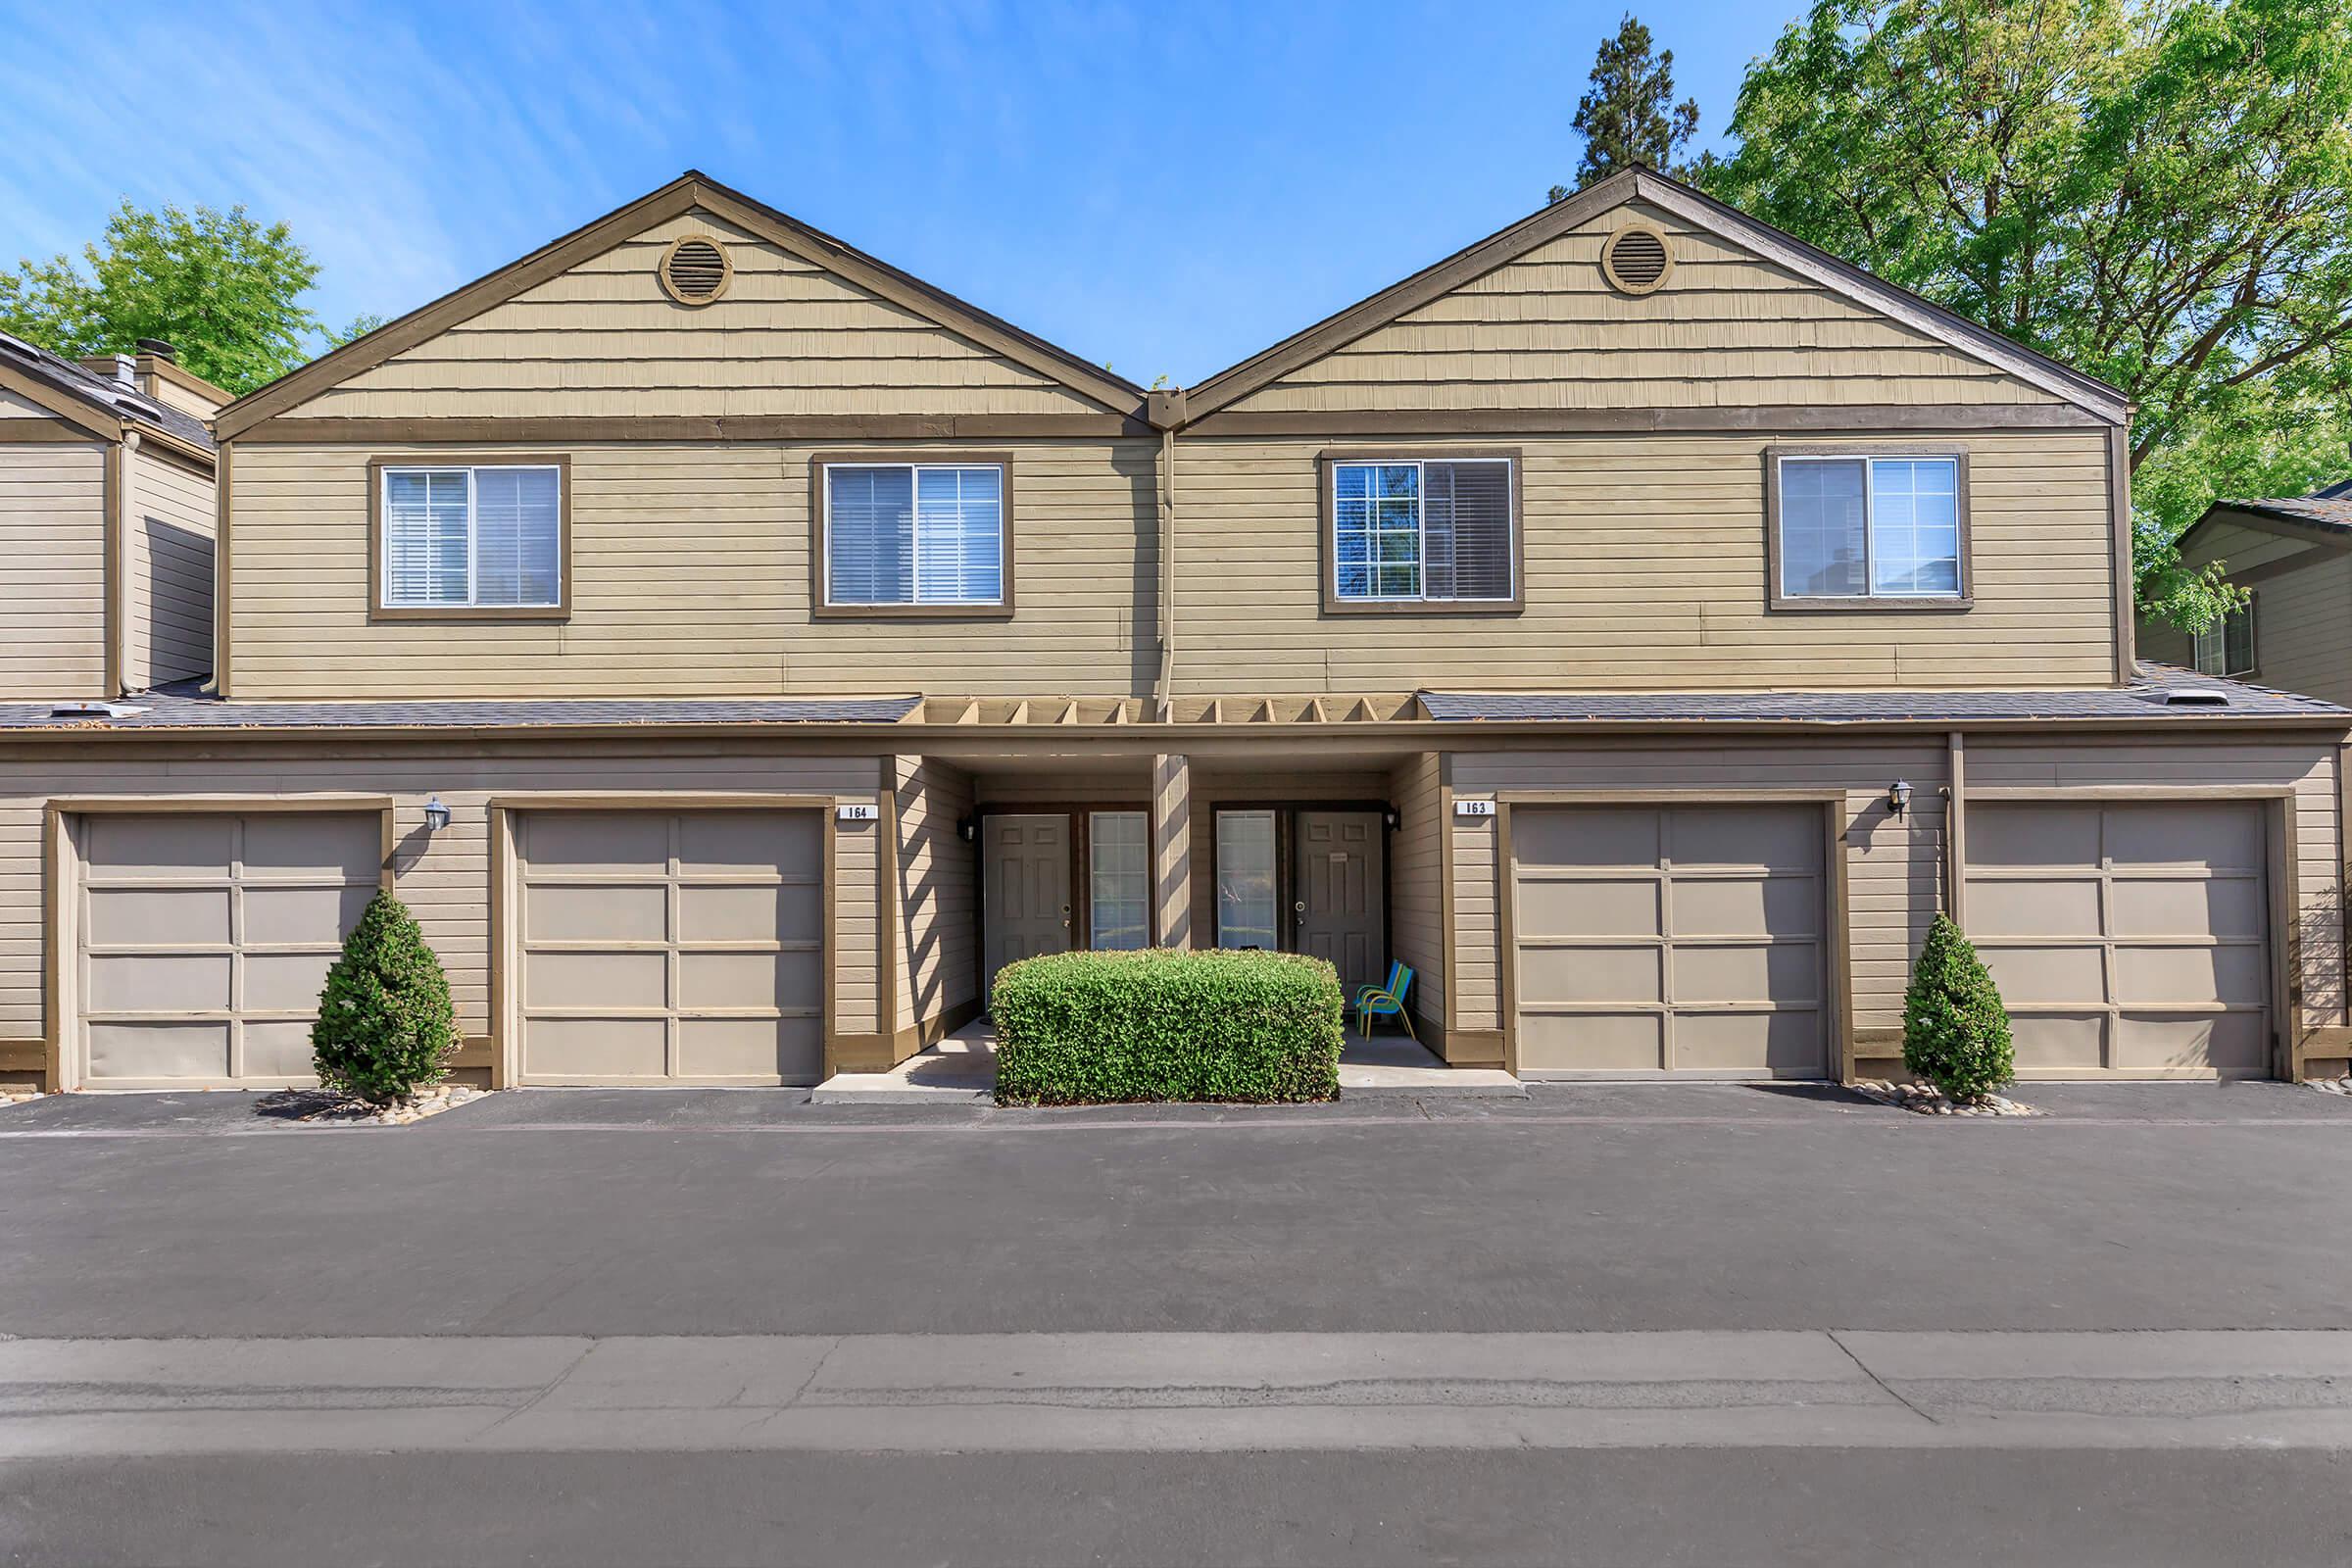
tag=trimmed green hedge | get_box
[992,949,1345,1105]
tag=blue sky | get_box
[0,1,1788,387]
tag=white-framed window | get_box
[823,463,1005,608]
[2193,599,2257,678]
[1331,458,1514,604]
[1088,811,1150,951]
[379,464,562,609]
[1775,454,1963,601]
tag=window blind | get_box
[1333,458,1513,603]
[383,466,559,610]
[826,464,1004,606]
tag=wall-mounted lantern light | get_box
[1384,807,1400,831]
[422,796,453,834]
[957,815,978,844]
[1886,780,1913,820]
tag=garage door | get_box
[1965,802,2271,1076]
[515,809,824,1085]
[1511,804,1828,1078]
[77,812,379,1087]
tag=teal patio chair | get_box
[1353,961,1416,1040]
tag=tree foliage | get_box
[312,891,457,1106]
[0,200,325,395]
[1901,913,2015,1102]
[1706,0,2352,629]
[1551,12,1711,201]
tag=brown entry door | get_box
[984,813,1072,1001]
[1295,810,1385,996]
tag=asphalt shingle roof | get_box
[0,329,215,450]
[2216,495,2352,534]
[0,689,919,732]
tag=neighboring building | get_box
[2138,485,2352,707]
[0,331,222,698]
[1,169,2345,1097]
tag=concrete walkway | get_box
[811,1018,1523,1102]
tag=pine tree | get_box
[1901,913,2015,1103]
[312,890,457,1105]
[1550,12,1707,201]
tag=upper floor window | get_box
[375,460,565,616]
[2193,598,2256,678]
[1324,454,1518,612]
[819,458,1008,614]
[1771,452,1967,608]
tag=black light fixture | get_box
[1886,780,1913,819]
[1384,807,1400,831]
[422,796,453,834]
[956,814,978,844]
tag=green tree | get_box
[312,890,457,1106]
[1551,12,1710,202]
[0,200,325,395]
[1707,0,2352,631]
[330,312,387,348]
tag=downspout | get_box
[1148,388,1187,711]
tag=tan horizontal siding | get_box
[1172,430,2114,692]
[228,438,1157,698]
[286,211,1103,420]
[1226,204,2066,415]
[896,755,977,1036]
[0,744,887,1047]
[123,448,216,690]
[0,442,107,697]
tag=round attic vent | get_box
[659,235,732,306]
[1600,224,1674,295]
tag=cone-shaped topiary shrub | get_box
[312,890,457,1106]
[1902,912,2015,1103]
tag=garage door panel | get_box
[1517,945,1661,1005]
[85,886,230,945]
[241,814,382,879]
[2114,944,2266,1007]
[1515,877,1658,939]
[85,814,235,874]
[2115,1011,2268,1074]
[678,883,823,945]
[242,1020,321,1079]
[1517,1012,1661,1073]
[678,1017,824,1080]
[2109,877,2264,940]
[1514,808,1659,869]
[1673,876,1816,939]
[526,950,667,1010]
[522,1017,667,1079]
[678,949,823,1008]
[522,811,672,872]
[2100,805,2263,869]
[1977,944,2106,1005]
[524,882,666,943]
[87,952,232,1012]
[1675,942,1820,1004]
[244,951,342,1011]
[1966,877,2101,938]
[2006,1012,2107,1070]
[88,1021,228,1079]
[678,811,821,872]
[1675,1009,1821,1073]
[1671,807,1815,868]
[1969,804,2101,867]
[242,883,372,945]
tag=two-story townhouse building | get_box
[2138,482,2352,708]
[1,169,2344,1097]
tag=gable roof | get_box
[216,172,1147,439]
[2178,492,2352,558]
[1174,168,2132,427]
[0,329,217,453]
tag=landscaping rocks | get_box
[2307,1075,2352,1097]
[1853,1078,2037,1116]
[1,1088,41,1108]
[257,1083,489,1126]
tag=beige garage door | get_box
[1511,804,1828,1078]
[77,812,379,1087]
[1965,802,2272,1077]
[515,810,824,1085]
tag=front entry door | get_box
[1295,810,1385,997]
[984,814,1072,1001]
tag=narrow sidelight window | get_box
[1088,811,1151,951]
[822,462,1005,608]
[1331,457,1514,605]
[1215,809,1280,950]
[2193,598,2256,678]
[1774,453,1964,603]
[380,464,562,610]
